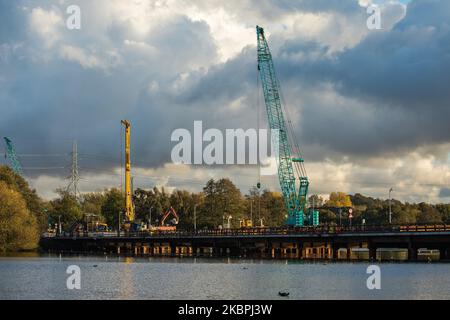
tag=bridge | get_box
[40,224,450,261]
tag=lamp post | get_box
[348,208,353,228]
[389,187,393,225]
[149,206,153,227]
[257,188,261,227]
[250,199,253,226]
[117,210,121,236]
[194,204,198,232]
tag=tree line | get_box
[1,164,449,252]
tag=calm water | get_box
[0,254,449,299]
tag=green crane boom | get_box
[257,25,312,226]
[3,137,23,175]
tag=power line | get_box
[22,167,66,170]
[0,153,68,157]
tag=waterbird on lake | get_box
[278,291,289,297]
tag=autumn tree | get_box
[0,181,39,251]
[0,165,47,231]
[326,192,352,208]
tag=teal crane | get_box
[3,137,23,175]
[257,26,317,226]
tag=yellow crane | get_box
[121,120,134,224]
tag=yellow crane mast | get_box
[121,120,134,223]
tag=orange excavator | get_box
[152,206,179,232]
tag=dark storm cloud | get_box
[264,0,450,158]
[1,0,449,180]
[160,0,450,160]
[439,188,450,198]
[0,1,218,176]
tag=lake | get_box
[0,254,449,299]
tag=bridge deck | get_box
[40,225,450,261]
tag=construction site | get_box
[4,26,318,234]
[3,26,450,262]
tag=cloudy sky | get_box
[1,0,449,203]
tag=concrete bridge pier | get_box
[369,246,377,261]
[213,247,221,256]
[297,242,303,259]
[440,247,450,260]
[346,244,351,260]
[332,243,339,260]
[408,240,417,260]
[142,244,150,255]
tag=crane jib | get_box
[256,25,317,227]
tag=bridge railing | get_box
[50,224,450,239]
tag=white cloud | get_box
[28,6,63,48]
[177,4,254,62]
[306,149,450,203]
[59,45,106,69]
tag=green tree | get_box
[318,209,337,224]
[201,178,245,228]
[170,190,203,230]
[101,188,124,229]
[260,190,286,226]
[435,204,450,223]
[0,181,39,252]
[392,204,419,225]
[81,192,107,217]
[49,189,82,231]
[417,203,442,224]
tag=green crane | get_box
[257,26,318,227]
[3,137,23,175]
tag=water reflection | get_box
[0,254,449,300]
[116,257,135,299]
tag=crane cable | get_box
[278,76,307,179]
[256,61,261,188]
